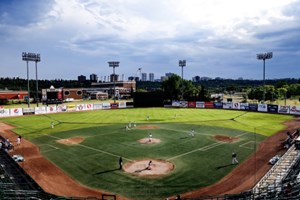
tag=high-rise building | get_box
[165,72,174,78]
[149,73,154,82]
[110,74,119,82]
[90,73,98,82]
[141,73,147,81]
[78,75,86,83]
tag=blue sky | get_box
[1,0,300,81]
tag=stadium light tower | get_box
[256,52,272,103]
[22,52,41,107]
[108,61,119,103]
[179,60,186,100]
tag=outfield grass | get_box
[0,108,294,200]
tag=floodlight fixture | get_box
[256,52,273,103]
[22,52,41,107]
[108,61,120,103]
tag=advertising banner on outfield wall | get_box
[188,101,196,108]
[290,106,300,115]
[47,105,57,113]
[23,108,35,115]
[35,106,47,114]
[223,102,233,109]
[232,102,240,109]
[76,104,86,111]
[110,103,119,109]
[93,103,103,110]
[67,104,76,112]
[172,100,181,107]
[102,102,111,109]
[248,104,258,111]
[240,103,249,110]
[196,102,205,108]
[85,104,93,110]
[278,105,290,114]
[0,108,10,117]
[10,108,23,116]
[180,101,188,108]
[57,105,67,112]
[267,104,278,113]
[258,104,268,112]
[118,102,126,108]
[214,102,223,108]
[205,102,214,108]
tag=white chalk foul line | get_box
[46,134,132,161]
[167,131,250,161]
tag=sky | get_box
[1,0,300,81]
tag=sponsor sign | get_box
[118,102,126,108]
[93,103,103,110]
[85,104,93,110]
[258,104,268,112]
[10,108,23,116]
[214,102,223,109]
[278,105,290,114]
[248,104,258,111]
[232,102,240,110]
[47,105,57,113]
[240,103,249,110]
[67,104,76,112]
[76,104,86,111]
[196,102,205,108]
[267,104,278,113]
[22,107,35,115]
[188,101,196,108]
[223,102,233,109]
[180,101,188,108]
[56,105,67,112]
[172,100,181,107]
[110,103,119,109]
[290,106,300,115]
[0,108,10,117]
[35,106,47,114]
[102,102,111,109]
[205,102,214,108]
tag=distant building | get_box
[141,73,147,81]
[110,74,119,82]
[149,73,154,82]
[200,77,212,81]
[78,75,86,83]
[192,76,200,82]
[90,74,98,82]
[165,72,174,78]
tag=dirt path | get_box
[0,117,299,200]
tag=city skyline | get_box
[1,0,300,80]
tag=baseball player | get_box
[149,133,153,142]
[232,152,239,164]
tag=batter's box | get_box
[39,144,59,153]
[240,141,255,150]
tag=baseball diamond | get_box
[0,107,299,200]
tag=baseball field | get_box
[0,108,294,200]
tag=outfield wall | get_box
[0,101,300,118]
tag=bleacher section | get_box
[0,148,57,199]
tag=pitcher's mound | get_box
[138,138,161,144]
[123,159,174,177]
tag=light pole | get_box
[256,52,272,103]
[108,61,119,103]
[22,52,41,107]
[179,60,186,100]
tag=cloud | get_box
[0,0,300,80]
